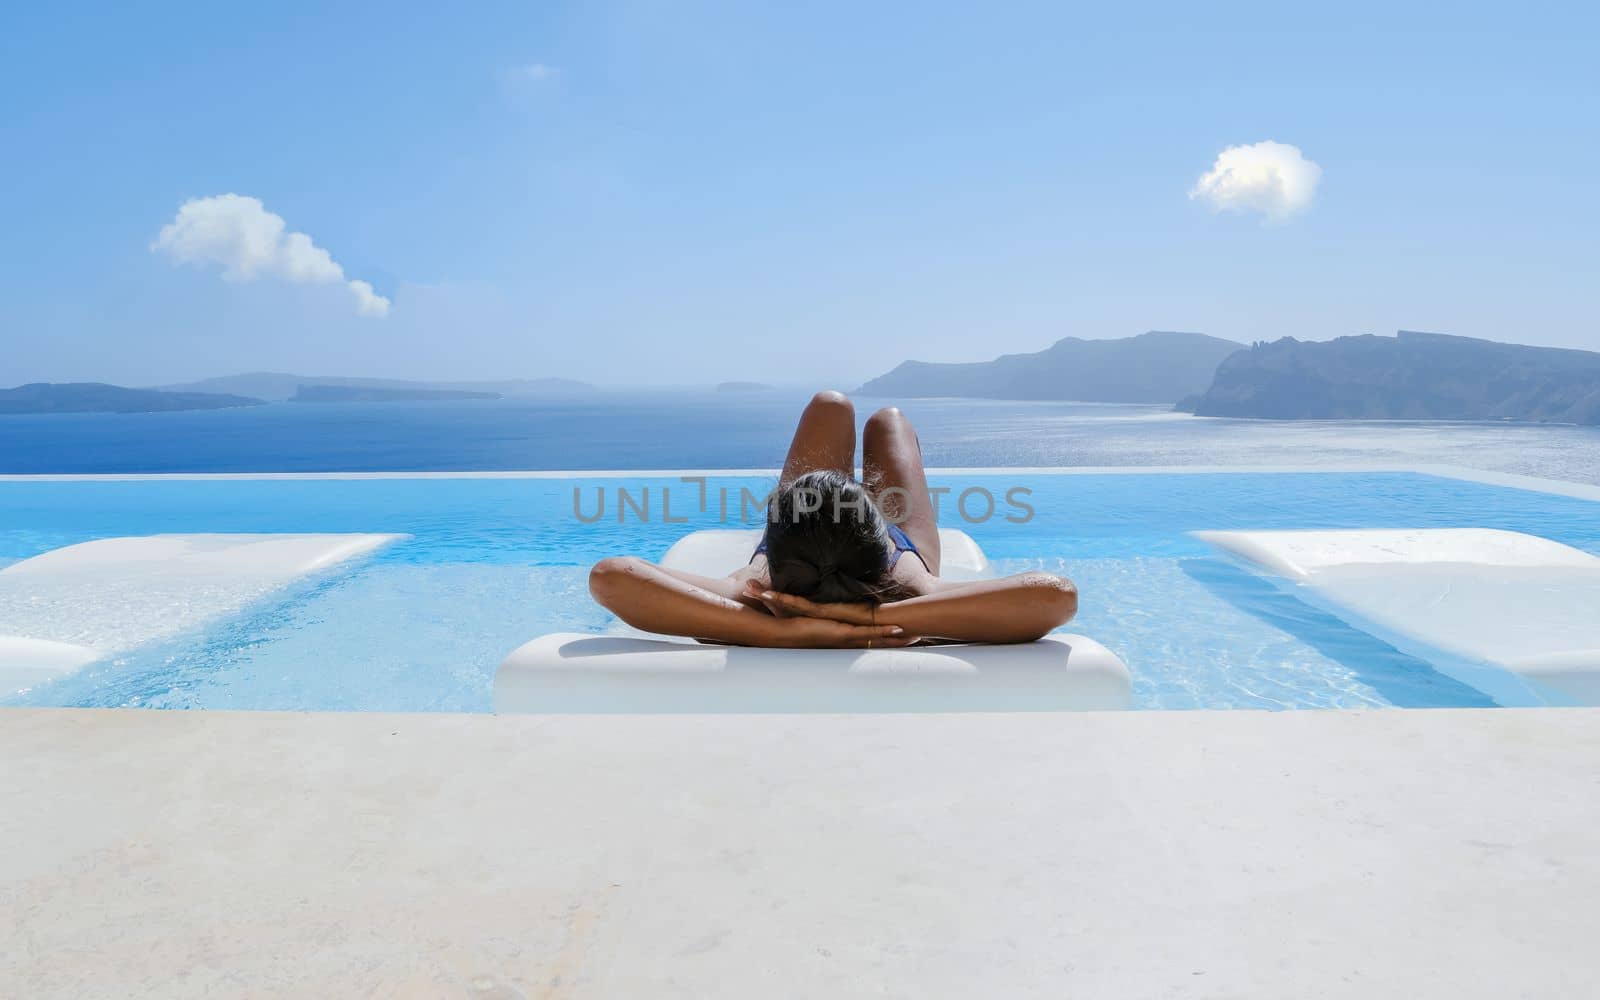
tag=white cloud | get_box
[1189,140,1322,222]
[346,279,389,318]
[151,193,390,317]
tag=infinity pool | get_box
[3,468,1598,711]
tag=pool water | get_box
[3,470,1598,712]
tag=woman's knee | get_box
[808,389,854,414]
[864,406,909,440]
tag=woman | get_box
[589,391,1078,648]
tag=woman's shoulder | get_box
[889,558,939,597]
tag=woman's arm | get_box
[751,571,1077,645]
[589,557,916,648]
[883,573,1077,643]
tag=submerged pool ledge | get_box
[4,705,1598,997]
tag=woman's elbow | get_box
[1022,572,1078,634]
[589,555,646,608]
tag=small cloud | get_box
[1189,140,1322,223]
[152,193,390,317]
[504,62,558,83]
[346,279,390,318]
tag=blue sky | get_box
[3,1,1596,386]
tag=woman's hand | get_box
[768,615,918,649]
[742,581,876,625]
[740,581,917,647]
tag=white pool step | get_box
[0,533,404,693]
[495,527,1130,713]
[0,636,103,691]
[1195,528,1600,706]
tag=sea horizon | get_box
[5,392,1600,485]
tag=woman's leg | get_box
[862,406,941,574]
[780,390,857,484]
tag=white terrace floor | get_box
[4,706,1598,997]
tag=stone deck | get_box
[4,706,1597,997]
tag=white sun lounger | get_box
[494,528,1130,713]
[0,533,403,693]
[1194,528,1600,706]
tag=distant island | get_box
[291,385,501,403]
[159,372,593,402]
[1181,331,1600,425]
[857,331,1244,403]
[17,332,1598,423]
[0,382,263,415]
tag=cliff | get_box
[290,385,501,403]
[0,383,264,415]
[857,332,1244,403]
[1185,331,1600,424]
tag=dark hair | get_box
[764,469,895,604]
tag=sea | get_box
[5,391,1600,481]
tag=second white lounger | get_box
[1195,528,1600,706]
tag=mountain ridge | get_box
[158,372,592,402]
[0,382,264,415]
[857,331,1245,403]
[290,385,502,403]
[1183,331,1600,424]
